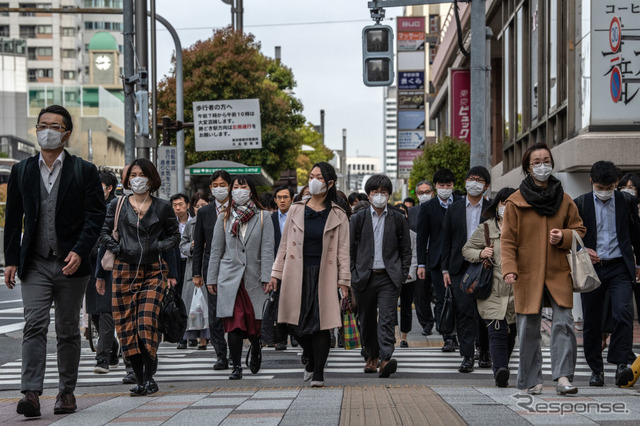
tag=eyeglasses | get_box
[466,177,486,184]
[35,123,66,131]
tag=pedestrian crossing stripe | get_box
[0,346,618,386]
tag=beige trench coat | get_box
[462,219,515,324]
[271,201,350,331]
[500,190,585,314]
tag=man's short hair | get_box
[590,161,619,186]
[209,170,232,185]
[348,192,359,205]
[98,167,118,190]
[403,197,415,206]
[273,185,294,198]
[415,180,432,192]
[432,168,455,185]
[37,104,73,133]
[466,166,491,185]
[356,193,369,202]
[170,193,190,205]
[364,174,393,195]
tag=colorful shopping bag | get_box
[341,296,361,350]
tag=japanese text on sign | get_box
[157,146,177,200]
[193,99,262,152]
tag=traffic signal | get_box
[362,25,394,87]
[135,90,149,136]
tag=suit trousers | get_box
[516,288,577,389]
[430,267,454,341]
[95,312,116,364]
[354,272,399,361]
[581,261,634,372]
[450,273,478,358]
[413,274,435,331]
[20,254,89,394]
[399,281,415,334]
[207,290,228,359]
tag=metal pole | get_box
[320,109,325,145]
[470,0,488,169]
[485,27,493,171]
[150,0,157,164]
[154,13,185,193]
[342,129,347,191]
[237,0,243,32]
[135,0,149,160]
[88,129,93,163]
[123,0,135,164]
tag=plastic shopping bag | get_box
[187,287,209,331]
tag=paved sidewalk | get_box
[1,384,640,425]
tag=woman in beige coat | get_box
[463,188,516,388]
[501,143,586,396]
[270,162,350,387]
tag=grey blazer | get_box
[207,210,274,319]
[180,220,206,315]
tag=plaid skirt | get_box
[112,260,167,360]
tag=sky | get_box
[154,0,403,159]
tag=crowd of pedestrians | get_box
[4,106,640,418]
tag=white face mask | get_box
[418,193,432,204]
[232,188,251,205]
[465,181,485,197]
[593,188,614,201]
[211,187,229,203]
[531,163,553,182]
[621,188,637,197]
[437,188,452,201]
[37,129,66,150]
[498,206,506,218]
[370,193,388,209]
[129,176,149,194]
[308,178,327,195]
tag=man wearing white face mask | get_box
[573,161,640,388]
[350,174,412,378]
[192,170,232,371]
[441,166,493,373]
[4,105,106,417]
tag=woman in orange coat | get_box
[501,143,585,396]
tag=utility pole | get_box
[320,109,325,145]
[342,129,348,192]
[135,0,151,160]
[123,0,135,165]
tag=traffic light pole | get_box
[123,0,136,165]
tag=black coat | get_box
[4,151,106,279]
[191,202,220,281]
[272,210,283,253]
[574,191,640,281]
[349,205,412,290]
[441,197,493,276]
[416,195,462,269]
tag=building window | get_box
[0,3,8,17]
[85,21,123,31]
[38,46,53,56]
[19,26,36,38]
[62,49,76,58]
[0,25,9,37]
[62,70,75,80]
[548,0,558,110]
[84,0,123,7]
[19,3,36,16]
[62,27,76,36]
[37,25,53,35]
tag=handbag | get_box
[341,295,361,350]
[159,285,188,343]
[101,196,127,271]
[567,230,601,293]
[260,289,279,346]
[460,223,494,300]
[438,286,455,335]
[187,287,208,330]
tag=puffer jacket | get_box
[462,218,515,324]
[99,195,180,265]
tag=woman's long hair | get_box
[311,162,338,209]
[223,174,264,218]
[482,187,516,220]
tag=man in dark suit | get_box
[417,169,461,352]
[4,105,106,418]
[270,185,296,350]
[574,161,640,387]
[441,166,492,373]
[409,180,435,335]
[192,170,231,370]
[351,174,412,378]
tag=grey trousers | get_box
[20,255,89,394]
[516,290,577,390]
[95,312,116,364]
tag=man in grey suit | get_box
[350,174,412,378]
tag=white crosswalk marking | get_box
[0,345,616,386]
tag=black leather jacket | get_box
[99,195,180,265]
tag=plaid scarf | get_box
[230,201,256,237]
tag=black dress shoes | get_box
[213,356,229,370]
[495,367,509,388]
[122,372,137,384]
[458,357,474,373]
[229,366,243,380]
[17,391,40,418]
[478,352,492,369]
[589,371,604,387]
[248,343,262,374]
[615,364,634,387]
[442,340,456,352]
[144,379,159,395]
[130,384,147,397]
[53,392,76,414]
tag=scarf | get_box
[519,174,564,217]
[230,201,256,237]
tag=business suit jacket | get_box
[350,205,412,290]
[408,205,420,232]
[271,210,283,253]
[192,202,221,281]
[207,210,274,319]
[4,150,106,279]
[416,195,462,269]
[574,191,640,280]
[441,197,493,276]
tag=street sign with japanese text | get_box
[193,99,262,152]
[398,71,425,90]
[449,69,471,143]
[398,130,425,150]
[157,146,177,200]
[190,166,261,175]
[398,31,426,51]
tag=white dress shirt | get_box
[370,205,388,269]
[465,197,484,241]
[38,150,65,193]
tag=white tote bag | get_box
[566,230,601,293]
